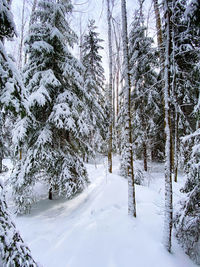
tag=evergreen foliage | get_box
[0,182,38,267]
[174,0,200,263]
[0,0,16,41]
[172,0,199,136]
[0,0,26,172]
[12,0,90,213]
[129,9,161,167]
[81,19,107,155]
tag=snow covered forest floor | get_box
[1,156,198,267]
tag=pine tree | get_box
[81,19,107,156]
[12,0,90,213]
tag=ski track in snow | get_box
[2,157,198,267]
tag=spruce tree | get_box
[0,0,26,172]
[0,182,38,267]
[81,19,107,156]
[12,0,90,213]
[174,0,200,263]
[0,1,37,265]
[129,7,160,171]
[171,0,199,181]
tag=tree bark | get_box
[0,147,3,173]
[153,0,164,67]
[121,0,136,217]
[143,141,147,171]
[18,0,26,70]
[48,187,53,200]
[174,112,179,182]
[107,0,113,173]
[163,0,173,253]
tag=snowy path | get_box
[11,157,197,267]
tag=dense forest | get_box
[0,0,199,266]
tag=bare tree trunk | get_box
[48,187,53,200]
[112,19,122,153]
[171,3,178,183]
[0,114,3,173]
[163,0,173,253]
[107,0,113,173]
[143,141,147,172]
[112,72,116,128]
[154,0,174,181]
[153,0,164,66]
[0,144,3,173]
[121,0,136,218]
[18,0,26,70]
[174,112,179,182]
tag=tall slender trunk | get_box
[112,20,121,153]
[154,0,174,180]
[171,2,178,182]
[163,0,173,253]
[0,114,3,173]
[107,0,113,173]
[112,73,115,128]
[174,112,179,182]
[143,141,147,172]
[0,145,3,173]
[121,0,136,217]
[18,0,26,70]
[153,0,164,67]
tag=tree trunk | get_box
[0,115,3,173]
[107,0,113,173]
[143,141,147,172]
[174,112,179,182]
[0,148,3,173]
[171,5,178,183]
[153,0,164,67]
[18,0,26,70]
[121,0,136,218]
[48,187,53,200]
[163,0,173,253]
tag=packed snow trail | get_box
[10,157,197,267]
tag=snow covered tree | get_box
[121,0,136,217]
[129,5,159,171]
[174,115,200,265]
[81,19,107,156]
[0,182,38,266]
[0,0,26,171]
[12,0,90,213]
[174,0,200,264]
[171,0,199,182]
[0,4,37,263]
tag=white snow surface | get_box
[2,157,198,267]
